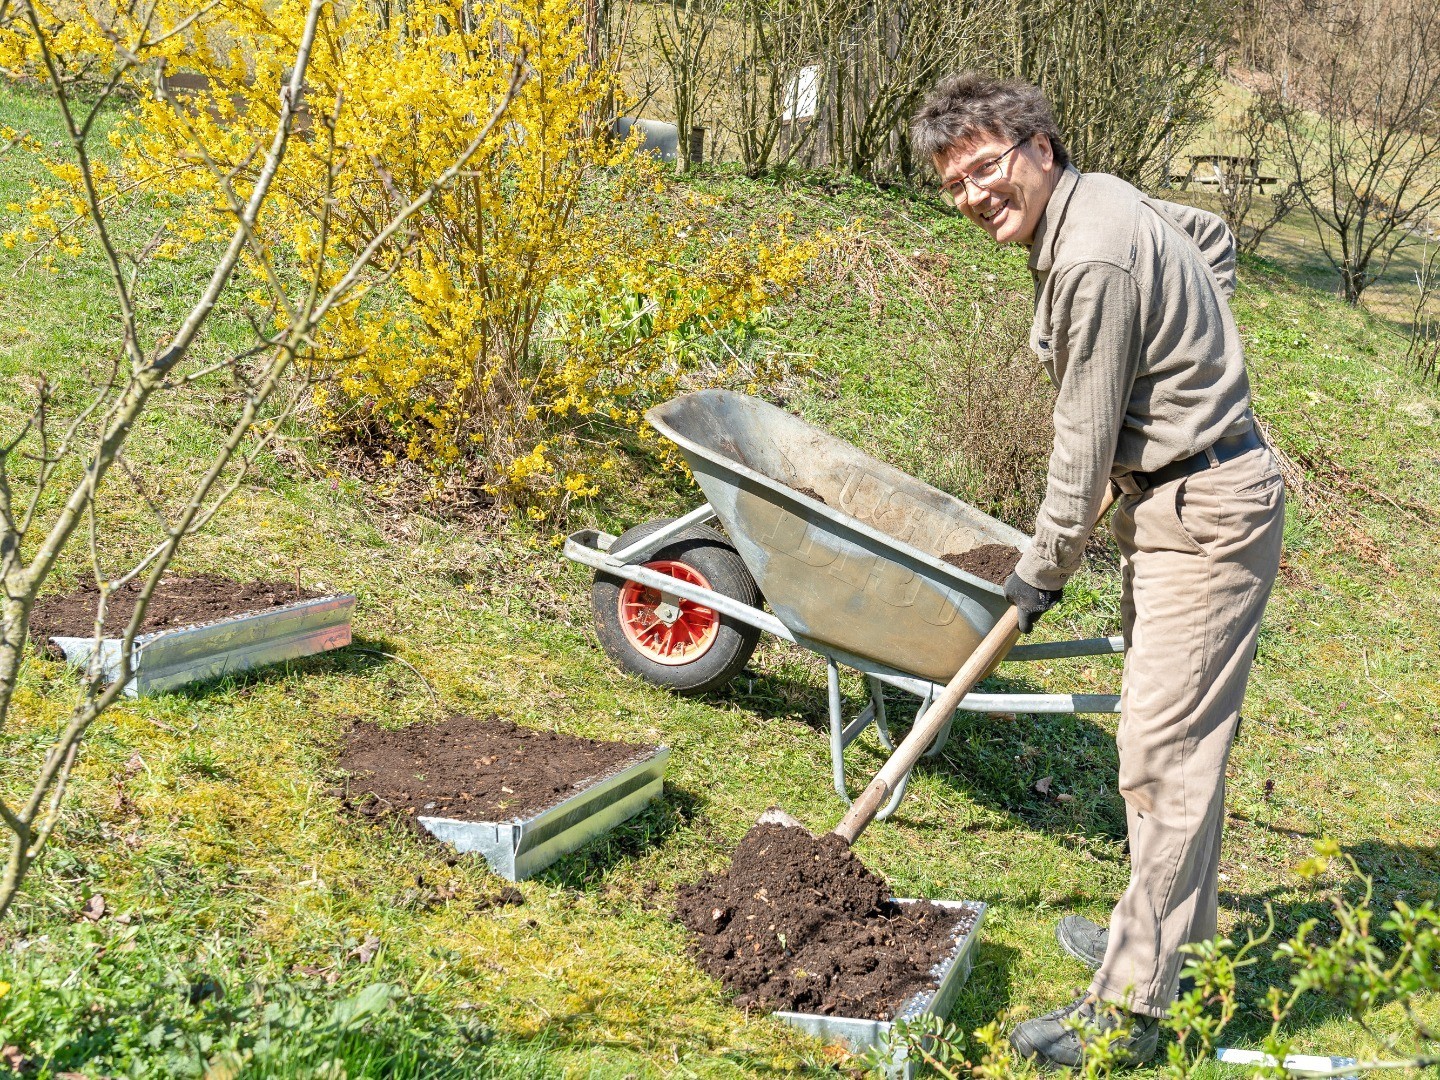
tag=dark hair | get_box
[911,72,1070,170]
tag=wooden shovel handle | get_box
[832,486,1119,846]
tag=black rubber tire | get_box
[592,519,762,695]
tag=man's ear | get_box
[1032,132,1056,171]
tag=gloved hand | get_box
[1004,571,1063,634]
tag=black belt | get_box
[1114,428,1265,495]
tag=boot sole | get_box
[1055,921,1106,972]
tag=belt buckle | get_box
[1114,473,1147,496]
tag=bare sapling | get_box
[0,0,525,918]
[1265,0,1440,304]
[1214,95,1303,255]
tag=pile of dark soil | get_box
[941,543,1021,585]
[29,573,325,658]
[337,716,652,823]
[792,485,826,505]
[674,823,974,1018]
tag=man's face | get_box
[933,131,1058,246]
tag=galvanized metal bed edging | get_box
[416,746,670,881]
[50,593,356,697]
[774,899,987,1080]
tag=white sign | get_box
[783,65,819,121]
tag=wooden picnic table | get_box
[1179,153,1279,193]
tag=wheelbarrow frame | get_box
[565,502,1122,822]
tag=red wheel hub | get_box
[618,561,720,665]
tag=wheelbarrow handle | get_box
[832,485,1119,846]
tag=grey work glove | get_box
[1004,571,1063,634]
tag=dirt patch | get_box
[29,573,325,658]
[792,486,826,505]
[475,886,525,911]
[337,715,653,824]
[674,823,976,1018]
[941,543,1021,585]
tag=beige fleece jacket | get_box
[1014,166,1255,592]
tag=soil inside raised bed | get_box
[29,573,326,659]
[941,543,1021,585]
[674,823,976,1019]
[337,715,653,824]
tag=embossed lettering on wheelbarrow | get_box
[645,390,1028,683]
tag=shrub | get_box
[921,290,1055,531]
[9,0,823,516]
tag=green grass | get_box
[2,79,1439,1077]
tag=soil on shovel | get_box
[29,573,325,659]
[942,543,1021,585]
[675,823,975,1019]
[337,715,653,824]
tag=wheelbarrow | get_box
[563,390,1122,821]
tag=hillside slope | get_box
[2,82,1437,1077]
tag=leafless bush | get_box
[922,294,1055,529]
[650,0,724,171]
[723,0,833,176]
[1263,0,1440,304]
[1213,96,1303,254]
[1407,241,1440,385]
[817,0,998,179]
[1009,0,1226,187]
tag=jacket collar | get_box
[1028,165,1082,275]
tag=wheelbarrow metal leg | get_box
[869,676,894,751]
[827,659,851,803]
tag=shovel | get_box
[761,486,1118,846]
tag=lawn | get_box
[1,79,1438,1078]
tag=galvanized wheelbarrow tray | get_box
[565,390,1121,820]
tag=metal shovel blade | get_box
[756,805,809,830]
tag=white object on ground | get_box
[1215,1047,1358,1078]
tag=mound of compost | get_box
[29,573,325,658]
[675,823,975,1018]
[337,715,652,824]
[941,543,1021,585]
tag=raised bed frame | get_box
[50,593,356,698]
[418,746,671,881]
[774,898,987,1079]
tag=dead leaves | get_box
[1032,776,1076,804]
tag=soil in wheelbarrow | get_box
[792,485,826,505]
[675,823,975,1018]
[29,573,326,659]
[942,543,1021,585]
[336,715,653,826]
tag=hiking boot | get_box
[1009,996,1160,1069]
[1056,915,1108,971]
[1054,916,1198,999]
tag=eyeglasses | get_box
[939,137,1030,203]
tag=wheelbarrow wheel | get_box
[592,519,761,695]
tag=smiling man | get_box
[910,74,1286,1068]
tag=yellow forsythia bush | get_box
[3,0,821,513]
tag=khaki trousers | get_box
[1090,445,1285,1017]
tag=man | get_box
[910,74,1285,1067]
